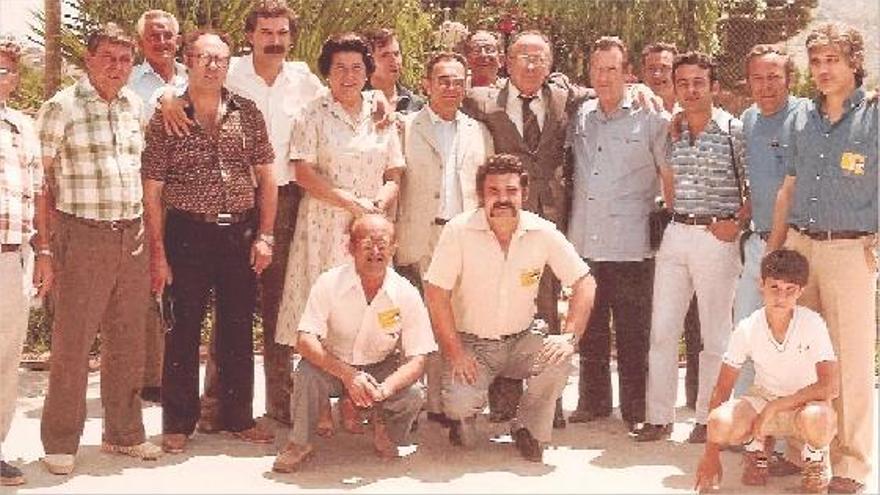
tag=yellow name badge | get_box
[377,308,401,331]
[520,268,542,287]
[840,151,866,175]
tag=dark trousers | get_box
[162,211,257,435]
[576,259,653,424]
[684,298,702,408]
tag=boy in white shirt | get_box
[694,249,839,493]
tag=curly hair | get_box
[317,32,375,78]
[761,249,810,287]
[475,154,529,204]
[806,22,866,87]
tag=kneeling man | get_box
[272,214,436,472]
[694,249,838,493]
[424,154,596,463]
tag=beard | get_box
[262,44,286,55]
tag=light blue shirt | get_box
[566,95,668,261]
[127,61,188,120]
[741,96,804,232]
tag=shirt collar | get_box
[133,60,185,81]
[339,263,401,306]
[814,86,866,120]
[75,76,136,105]
[425,105,461,125]
[181,88,241,121]
[509,82,544,103]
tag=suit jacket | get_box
[397,108,494,269]
[462,80,589,229]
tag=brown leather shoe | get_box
[828,476,864,494]
[162,434,188,454]
[232,424,274,444]
[741,451,769,486]
[512,427,544,463]
[272,442,314,473]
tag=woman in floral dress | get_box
[275,33,405,346]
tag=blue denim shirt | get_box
[741,96,804,232]
[784,87,878,232]
[566,95,668,261]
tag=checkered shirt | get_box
[0,106,42,244]
[35,77,144,221]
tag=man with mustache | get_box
[424,154,596,462]
[272,214,436,472]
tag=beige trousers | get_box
[0,250,30,444]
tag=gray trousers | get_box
[442,331,571,443]
[289,355,424,446]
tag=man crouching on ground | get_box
[272,214,436,472]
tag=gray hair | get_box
[135,10,179,38]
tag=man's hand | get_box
[150,253,173,297]
[447,348,478,385]
[535,333,576,368]
[752,401,780,439]
[250,239,273,275]
[344,371,381,408]
[694,450,723,492]
[629,83,664,114]
[159,89,193,137]
[33,254,54,298]
[708,219,740,243]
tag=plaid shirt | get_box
[0,105,42,244]
[35,77,144,221]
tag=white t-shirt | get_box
[294,263,437,365]
[723,306,836,397]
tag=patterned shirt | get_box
[783,87,878,233]
[35,77,145,221]
[142,90,275,215]
[668,107,747,216]
[0,106,42,244]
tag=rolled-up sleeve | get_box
[545,228,590,287]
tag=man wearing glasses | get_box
[141,30,277,454]
[36,23,161,475]
[462,30,505,89]
[396,52,494,427]
[272,214,435,472]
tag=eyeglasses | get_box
[512,54,549,68]
[434,76,466,89]
[146,32,176,43]
[355,237,392,251]
[191,53,230,68]
[468,44,499,56]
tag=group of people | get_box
[0,1,875,493]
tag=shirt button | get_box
[824,133,830,138]
[597,146,602,152]
[819,153,825,158]
[809,218,815,223]
[815,175,821,180]
[810,197,818,202]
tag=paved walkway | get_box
[2,359,877,494]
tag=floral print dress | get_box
[275,91,405,345]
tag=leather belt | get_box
[671,212,736,226]
[790,224,871,241]
[59,211,141,230]
[433,217,448,226]
[170,208,255,226]
[1,244,21,253]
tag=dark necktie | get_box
[519,94,540,152]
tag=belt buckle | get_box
[109,220,122,231]
[216,213,233,226]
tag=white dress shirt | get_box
[426,107,464,220]
[506,83,546,137]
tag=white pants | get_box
[646,223,742,424]
[0,250,31,445]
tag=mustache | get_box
[489,202,515,214]
[262,45,286,55]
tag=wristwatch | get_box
[257,233,275,247]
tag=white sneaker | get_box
[43,454,75,475]
[101,441,163,460]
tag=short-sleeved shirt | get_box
[740,97,803,232]
[425,208,590,339]
[723,306,836,397]
[0,106,42,244]
[783,87,878,233]
[35,77,144,221]
[566,94,668,261]
[127,61,188,120]
[667,107,747,217]
[225,55,324,185]
[141,89,274,215]
[292,263,437,365]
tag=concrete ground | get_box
[2,358,877,494]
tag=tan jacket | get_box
[396,108,494,269]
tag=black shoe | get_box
[552,400,566,429]
[1,460,25,486]
[426,412,453,428]
[140,386,161,403]
[687,423,707,444]
[768,453,800,477]
[448,418,477,448]
[568,409,611,423]
[828,476,865,494]
[634,423,672,442]
[511,427,544,463]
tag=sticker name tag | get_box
[519,268,542,287]
[377,308,401,331]
[840,151,866,175]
